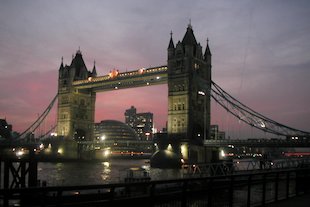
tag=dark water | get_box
[37,159,182,186]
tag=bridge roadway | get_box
[204,139,310,148]
[73,65,168,92]
[2,138,309,151]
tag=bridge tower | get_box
[57,50,96,143]
[167,24,212,163]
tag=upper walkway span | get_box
[73,65,167,92]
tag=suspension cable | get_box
[18,94,58,139]
[210,81,310,137]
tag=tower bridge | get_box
[11,24,310,168]
[57,24,212,165]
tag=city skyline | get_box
[1,1,310,138]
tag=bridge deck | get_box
[204,139,310,147]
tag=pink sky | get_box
[1,1,310,138]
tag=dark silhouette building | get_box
[0,118,12,139]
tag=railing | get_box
[0,167,309,207]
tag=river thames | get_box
[37,159,182,186]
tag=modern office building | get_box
[124,106,136,128]
[124,106,153,140]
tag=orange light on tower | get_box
[138,68,145,74]
[109,69,119,78]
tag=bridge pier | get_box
[42,138,79,159]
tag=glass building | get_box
[94,120,139,141]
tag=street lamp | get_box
[198,91,207,143]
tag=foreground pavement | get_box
[265,193,310,207]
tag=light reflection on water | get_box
[38,159,182,186]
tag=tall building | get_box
[125,106,136,128]
[124,106,153,140]
[135,112,153,140]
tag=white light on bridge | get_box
[198,91,205,96]
[156,76,160,80]
[101,135,106,141]
[167,144,172,151]
[260,122,266,128]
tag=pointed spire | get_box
[204,38,212,57]
[168,30,175,49]
[188,18,192,29]
[70,48,87,72]
[92,60,97,77]
[59,56,64,70]
[182,23,197,45]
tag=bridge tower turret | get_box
[57,50,96,145]
[167,24,212,163]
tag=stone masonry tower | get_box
[167,24,212,163]
[57,50,96,141]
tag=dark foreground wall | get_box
[0,167,309,207]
